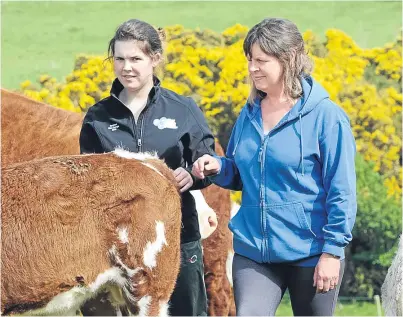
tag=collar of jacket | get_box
[109,76,161,105]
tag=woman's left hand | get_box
[173,167,194,193]
[313,253,340,293]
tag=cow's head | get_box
[191,190,218,240]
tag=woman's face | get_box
[247,43,284,92]
[113,40,159,93]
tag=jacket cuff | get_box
[322,240,344,258]
[207,155,223,180]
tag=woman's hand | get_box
[173,167,193,193]
[192,155,220,179]
[313,253,341,293]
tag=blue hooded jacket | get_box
[211,76,357,264]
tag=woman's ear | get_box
[152,53,162,68]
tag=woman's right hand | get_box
[192,154,220,179]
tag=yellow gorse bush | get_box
[20,25,402,200]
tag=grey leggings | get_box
[233,254,345,316]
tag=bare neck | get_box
[261,87,294,111]
[121,79,154,105]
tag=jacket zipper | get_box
[259,136,270,263]
[136,105,149,152]
[112,94,139,151]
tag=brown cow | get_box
[201,142,236,316]
[1,88,82,167]
[1,88,235,316]
[1,150,181,316]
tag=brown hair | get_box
[243,18,313,103]
[107,19,165,61]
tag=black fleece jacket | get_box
[79,77,215,243]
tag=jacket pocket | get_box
[229,205,264,262]
[265,201,318,262]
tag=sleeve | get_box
[208,116,243,191]
[79,112,105,154]
[319,120,357,258]
[184,98,216,191]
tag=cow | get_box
[1,88,235,315]
[1,150,182,316]
[1,88,82,167]
[201,142,236,316]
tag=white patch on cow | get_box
[114,148,158,161]
[230,202,240,218]
[117,227,129,244]
[116,307,123,316]
[41,286,86,315]
[108,245,143,278]
[141,162,164,177]
[143,221,167,269]
[27,267,128,315]
[226,250,234,287]
[138,295,151,316]
[191,190,217,240]
[89,267,127,293]
[159,300,170,317]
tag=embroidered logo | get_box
[153,117,178,130]
[188,255,197,264]
[108,123,119,131]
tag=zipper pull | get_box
[137,139,142,148]
[258,147,263,163]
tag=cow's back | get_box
[1,89,82,167]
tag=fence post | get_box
[374,294,382,316]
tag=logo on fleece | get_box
[153,117,178,130]
[108,123,119,131]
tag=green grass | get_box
[276,298,382,316]
[2,1,402,89]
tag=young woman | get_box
[193,18,357,316]
[80,19,214,316]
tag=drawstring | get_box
[299,113,305,176]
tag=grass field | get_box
[2,1,402,89]
[276,299,382,316]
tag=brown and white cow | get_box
[1,150,181,316]
[1,88,235,316]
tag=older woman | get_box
[193,18,357,316]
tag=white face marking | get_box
[226,250,234,287]
[138,295,151,316]
[117,227,129,244]
[114,148,159,161]
[141,162,164,177]
[231,202,240,218]
[191,190,218,240]
[143,221,167,269]
[158,300,170,317]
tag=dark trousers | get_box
[233,253,345,316]
[169,239,208,316]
